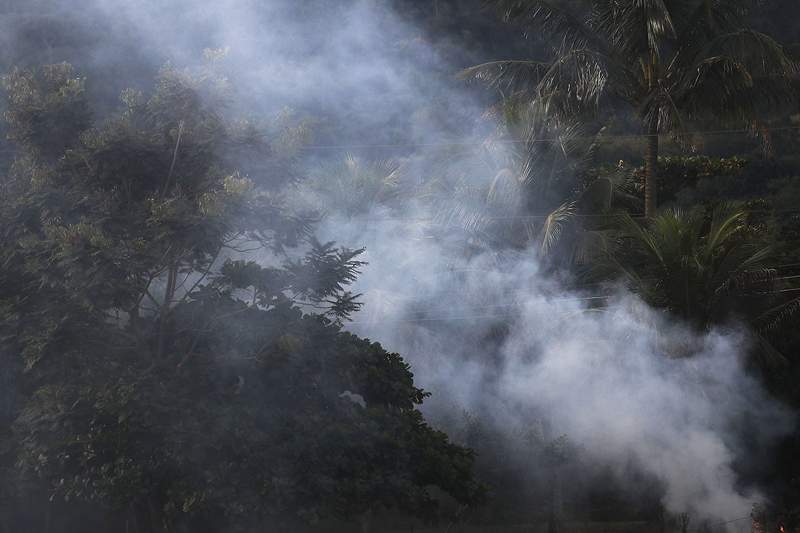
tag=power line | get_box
[351,280,800,323]
[347,303,620,325]
[342,207,800,225]
[299,125,800,152]
[348,306,617,325]
[408,516,754,533]
[349,313,517,325]
[708,515,753,528]
[360,267,800,303]
[381,294,611,310]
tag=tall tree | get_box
[0,62,483,532]
[464,0,797,216]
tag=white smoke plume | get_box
[321,212,791,522]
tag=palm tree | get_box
[305,154,404,217]
[429,99,607,259]
[609,204,774,330]
[464,0,797,217]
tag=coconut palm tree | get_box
[464,0,797,217]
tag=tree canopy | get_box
[0,62,483,532]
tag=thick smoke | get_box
[2,0,794,525]
[320,213,791,522]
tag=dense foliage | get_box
[465,0,797,216]
[0,63,483,532]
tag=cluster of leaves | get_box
[0,63,483,532]
[219,238,367,323]
[15,299,482,530]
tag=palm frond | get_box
[675,29,797,122]
[618,212,665,265]
[711,239,769,282]
[572,227,615,264]
[487,167,524,205]
[539,201,576,255]
[751,331,789,368]
[758,297,800,334]
[704,203,746,256]
[459,60,552,97]
[592,0,676,59]
[676,0,759,42]
[488,0,597,49]
[751,331,789,369]
[536,47,611,118]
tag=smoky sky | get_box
[1,0,490,146]
[1,0,796,525]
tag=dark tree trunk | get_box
[644,123,659,218]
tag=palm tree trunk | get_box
[644,123,659,218]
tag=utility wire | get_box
[409,515,754,533]
[299,125,800,151]
[349,312,531,325]
[377,294,612,311]
[351,277,800,323]
[345,208,800,224]
[707,515,754,528]
[1,126,798,155]
[359,267,800,304]
[351,287,799,324]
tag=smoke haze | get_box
[2,0,795,525]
